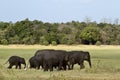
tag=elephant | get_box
[68,51,91,70]
[34,49,55,56]
[29,56,38,69]
[34,49,69,71]
[5,56,26,69]
[29,55,44,69]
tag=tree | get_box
[80,27,100,44]
[84,16,92,24]
[114,18,119,25]
[8,35,20,44]
[1,39,8,45]
[101,25,115,45]
[0,18,120,45]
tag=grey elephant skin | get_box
[28,49,92,71]
[33,49,68,71]
[68,51,92,70]
[29,56,41,69]
[6,56,26,69]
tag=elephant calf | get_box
[5,56,26,69]
[68,51,92,70]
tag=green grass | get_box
[0,46,120,80]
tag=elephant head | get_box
[20,58,26,69]
[84,51,92,68]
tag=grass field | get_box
[0,45,120,80]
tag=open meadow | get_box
[0,45,120,80]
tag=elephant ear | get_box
[84,55,88,60]
[84,52,89,60]
[19,58,23,62]
[20,58,25,62]
[65,54,69,61]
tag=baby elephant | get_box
[5,56,26,69]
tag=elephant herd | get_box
[5,49,92,71]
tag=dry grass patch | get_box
[1,45,120,50]
[1,45,120,80]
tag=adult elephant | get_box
[34,49,69,71]
[34,50,51,70]
[29,56,40,69]
[34,49,55,56]
[68,51,91,70]
[5,56,26,69]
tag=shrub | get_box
[42,41,49,46]
[110,40,119,45]
[95,41,101,46]
[1,39,8,45]
[67,40,74,45]
[51,41,57,46]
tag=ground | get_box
[0,45,120,80]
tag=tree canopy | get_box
[0,19,120,45]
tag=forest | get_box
[0,18,120,45]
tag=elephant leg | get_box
[19,64,21,69]
[70,59,75,70]
[15,65,18,69]
[58,62,62,71]
[44,68,48,71]
[62,61,67,70]
[71,64,74,69]
[15,63,19,69]
[8,64,13,69]
[68,65,71,70]
[38,65,40,70]
[29,64,32,68]
[49,65,53,71]
[41,65,43,69]
[37,64,41,69]
[43,64,48,71]
[63,65,66,70]
[36,64,39,69]
[68,63,73,70]
[48,62,53,71]
[36,66,39,70]
[80,63,85,69]
[68,62,72,70]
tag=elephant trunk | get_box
[24,63,27,70]
[24,63,26,69]
[87,53,92,68]
[88,59,92,68]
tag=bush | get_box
[42,41,49,46]
[1,39,8,45]
[51,41,57,46]
[95,41,101,46]
[110,40,119,45]
[67,40,74,45]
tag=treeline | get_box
[0,18,120,45]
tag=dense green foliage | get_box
[0,18,120,45]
